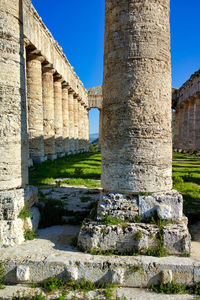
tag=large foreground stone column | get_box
[78,0,190,255]
[102,1,172,193]
[0,0,37,247]
[62,84,69,154]
[54,76,63,156]
[26,54,46,163]
[68,91,75,153]
[42,67,56,160]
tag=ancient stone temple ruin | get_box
[78,0,191,255]
[0,0,191,254]
[173,70,200,153]
[0,0,90,247]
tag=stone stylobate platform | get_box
[0,225,198,287]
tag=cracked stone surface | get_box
[0,224,199,287]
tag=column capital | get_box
[42,63,55,74]
[54,73,63,82]
[68,88,75,95]
[62,81,70,89]
[27,50,45,63]
[73,93,79,99]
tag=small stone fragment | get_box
[16,266,30,282]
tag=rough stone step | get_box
[0,225,200,288]
[0,285,195,299]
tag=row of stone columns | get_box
[174,96,200,152]
[26,52,89,163]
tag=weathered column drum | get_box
[78,0,191,255]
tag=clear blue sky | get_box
[32,0,200,134]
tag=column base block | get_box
[78,190,191,256]
[98,190,183,221]
[78,219,191,256]
[0,185,38,247]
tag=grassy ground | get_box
[30,151,200,224]
[29,152,101,188]
[173,153,200,224]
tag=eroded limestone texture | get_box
[42,68,56,159]
[0,0,28,191]
[54,77,63,155]
[78,220,191,255]
[62,85,69,153]
[26,54,45,162]
[173,69,200,152]
[78,0,191,255]
[68,92,75,153]
[102,0,172,194]
[98,190,183,221]
[74,96,79,153]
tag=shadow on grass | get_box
[29,152,101,187]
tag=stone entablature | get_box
[173,69,200,152]
[173,69,200,108]
[23,0,88,106]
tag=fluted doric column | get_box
[188,99,196,151]
[79,103,85,152]
[42,66,56,160]
[174,107,180,151]
[68,91,75,153]
[178,104,185,151]
[183,102,189,152]
[78,99,83,152]
[77,0,191,255]
[0,0,37,247]
[98,109,102,150]
[26,53,46,162]
[62,83,69,154]
[195,97,200,151]
[74,95,79,153]
[54,75,63,156]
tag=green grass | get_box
[173,152,200,223]
[0,264,4,289]
[24,229,37,241]
[29,152,101,188]
[18,207,32,219]
[29,152,200,225]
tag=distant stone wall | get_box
[173,69,200,152]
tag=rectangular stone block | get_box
[139,190,183,220]
[0,219,24,247]
[78,220,191,255]
[98,193,138,221]
[0,186,38,220]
